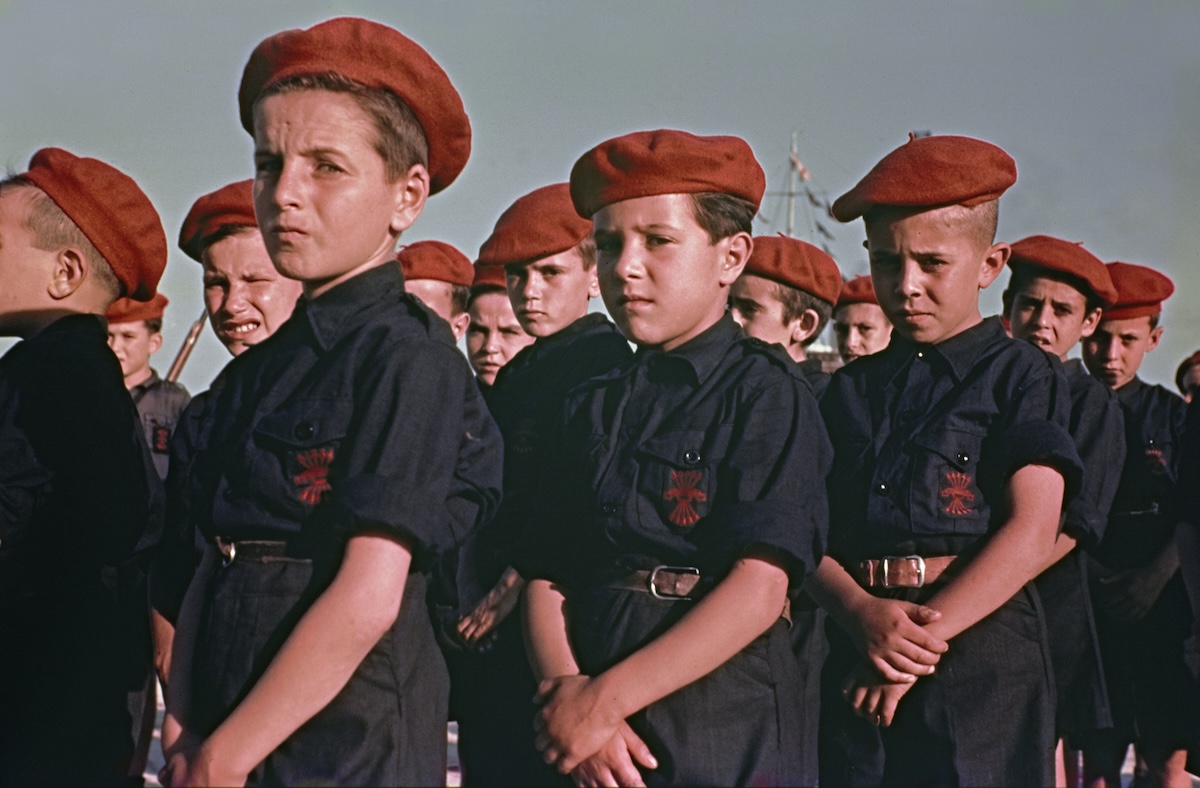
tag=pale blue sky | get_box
[2,1,1197,392]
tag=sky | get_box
[1,1,1197,393]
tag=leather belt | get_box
[215,537,311,566]
[606,565,792,625]
[853,554,957,589]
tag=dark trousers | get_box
[820,585,1056,788]
[193,557,449,787]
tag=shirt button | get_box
[916,351,925,359]
[601,503,617,515]
[294,423,315,440]
[957,452,970,464]
[877,483,888,494]
[683,450,702,466]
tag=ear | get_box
[1079,307,1102,338]
[389,163,431,236]
[586,264,601,300]
[791,308,822,346]
[977,241,1010,289]
[47,247,89,300]
[449,311,471,343]
[149,331,164,355]
[717,232,753,287]
[1147,324,1164,352]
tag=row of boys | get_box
[0,14,1196,788]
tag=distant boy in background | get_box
[1080,262,1198,788]
[729,234,841,398]
[832,273,893,363]
[464,261,534,391]
[398,239,473,340]
[1002,234,1124,786]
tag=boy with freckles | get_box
[519,130,830,786]
[809,134,1083,787]
[160,18,501,786]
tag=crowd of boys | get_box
[0,14,1196,788]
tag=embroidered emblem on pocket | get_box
[1145,448,1167,475]
[294,447,334,505]
[665,470,706,527]
[940,471,975,515]
[152,426,171,453]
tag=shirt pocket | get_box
[252,397,353,511]
[634,429,726,534]
[910,428,988,534]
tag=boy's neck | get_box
[124,366,154,390]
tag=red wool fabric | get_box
[745,235,842,305]
[477,183,591,268]
[179,179,257,262]
[1008,235,1118,307]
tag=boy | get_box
[179,179,303,358]
[160,18,502,786]
[107,293,191,480]
[0,148,166,784]
[729,234,842,397]
[1003,234,1125,783]
[455,182,629,786]
[397,239,473,340]
[520,130,830,786]
[1079,262,1198,788]
[833,274,893,363]
[810,134,1083,787]
[464,262,533,390]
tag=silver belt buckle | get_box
[648,565,700,600]
[217,538,237,567]
[881,554,924,588]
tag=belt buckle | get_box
[648,565,699,600]
[216,538,236,567]
[881,554,924,588]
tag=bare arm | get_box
[523,578,581,681]
[186,535,411,784]
[922,463,1063,641]
[534,557,787,773]
[162,543,218,755]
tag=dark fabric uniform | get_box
[0,314,163,786]
[798,356,830,400]
[518,315,830,787]
[180,263,502,786]
[1086,377,1200,749]
[130,369,190,480]
[1037,358,1123,741]
[447,312,630,786]
[818,317,1083,788]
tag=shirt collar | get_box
[301,261,405,351]
[635,313,741,385]
[527,312,611,361]
[884,316,1007,385]
[130,368,162,394]
[1062,357,1086,382]
[1116,375,1145,403]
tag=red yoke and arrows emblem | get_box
[665,470,707,527]
[940,471,975,516]
[294,447,334,505]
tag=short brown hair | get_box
[576,236,597,270]
[0,177,122,298]
[864,199,1000,253]
[772,280,833,348]
[258,72,429,182]
[144,317,163,334]
[689,192,756,244]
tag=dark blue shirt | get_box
[130,369,190,480]
[1061,359,1125,547]
[798,357,830,400]
[1093,376,1186,569]
[518,314,830,587]
[185,262,502,565]
[821,317,1082,562]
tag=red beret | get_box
[744,235,842,305]
[178,180,257,262]
[238,17,471,194]
[570,129,766,218]
[836,275,879,308]
[471,263,507,292]
[477,184,592,268]
[1103,262,1174,320]
[1008,235,1118,307]
[831,134,1017,222]
[21,148,166,301]
[105,292,168,325]
[396,240,473,287]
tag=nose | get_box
[521,271,542,302]
[897,260,922,300]
[483,329,502,355]
[268,160,303,211]
[611,241,645,284]
[1102,338,1120,362]
[1032,303,1052,327]
[223,281,249,316]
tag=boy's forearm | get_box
[805,555,876,631]
[163,544,216,748]
[202,535,411,777]
[596,557,788,720]
[523,579,581,681]
[924,464,1064,641]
